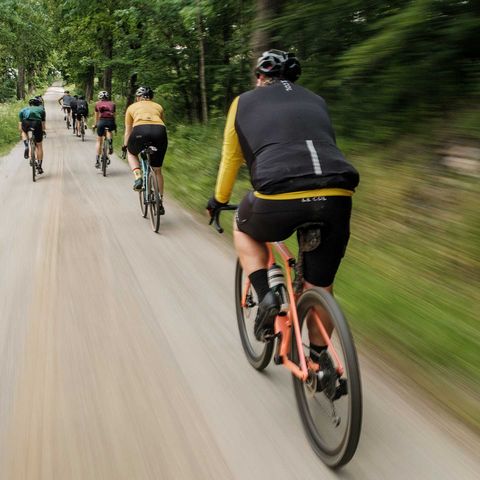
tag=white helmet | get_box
[98,91,109,100]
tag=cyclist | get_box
[123,86,167,213]
[75,95,89,137]
[70,94,78,134]
[206,50,359,346]
[58,90,73,126]
[19,97,46,174]
[93,91,116,168]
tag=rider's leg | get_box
[36,142,44,162]
[304,280,334,348]
[127,151,143,190]
[152,167,164,196]
[107,130,113,154]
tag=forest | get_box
[1,0,479,432]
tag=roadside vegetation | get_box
[1,0,479,431]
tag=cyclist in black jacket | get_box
[207,50,360,341]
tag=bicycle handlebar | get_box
[209,204,238,234]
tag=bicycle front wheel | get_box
[234,260,274,370]
[291,287,362,468]
[148,168,161,232]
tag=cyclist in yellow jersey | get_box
[207,50,360,343]
[123,86,167,210]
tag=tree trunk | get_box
[27,66,35,95]
[196,0,208,124]
[17,64,26,100]
[84,65,95,102]
[103,35,113,93]
[251,0,284,61]
[126,73,138,108]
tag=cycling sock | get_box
[248,269,270,302]
[310,343,328,359]
[133,168,142,179]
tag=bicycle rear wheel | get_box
[234,260,274,370]
[148,168,161,232]
[101,141,108,177]
[291,287,362,468]
[30,137,36,183]
[81,120,85,141]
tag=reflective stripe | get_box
[306,140,322,175]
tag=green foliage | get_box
[0,101,23,155]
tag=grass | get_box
[0,101,23,155]
[164,120,480,432]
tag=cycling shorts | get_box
[127,124,168,167]
[21,120,43,143]
[62,106,71,112]
[97,118,116,137]
[236,192,352,287]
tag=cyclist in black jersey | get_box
[207,50,360,341]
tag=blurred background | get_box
[1,0,479,433]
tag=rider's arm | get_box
[124,106,133,145]
[215,96,245,204]
[58,96,63,106]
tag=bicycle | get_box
[99,127,111,177]
[62,106,71,129]
[211,206,362,468]
[26,128,40,182]
[78,115,86,142]
[123,145,163,233]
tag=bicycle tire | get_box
[291,287,362,468]
[234,260,274,370]
[81,119,85,141]
[101,139,108,177]
[148,168,161,232]
[30,136,36,183]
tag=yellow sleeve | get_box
[215,96,245,203]
[125,105,134,128]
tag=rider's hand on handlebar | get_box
[206,196,227,219]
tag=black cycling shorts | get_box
[127,124,168,167]
[97,118,116,137]
[75,111,87,121]
[21,120,43,143]
[62,106,71,112]
[236,192,352,287]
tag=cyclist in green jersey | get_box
[19,98,46,174]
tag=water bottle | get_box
[267,264,290,313]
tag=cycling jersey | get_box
[125,100,165,128]
[95,100,115,119]
[19,106,45,122]
[60,94,73,106]
[215,81,359,203]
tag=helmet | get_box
[29,97,42,106]
[255,49,301,82]
[64,90,70,94]
[98,91,109,100]
[78,95,85,100]
[135,86,154,99]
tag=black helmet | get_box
[255,49,301,82]
[29,97,42,106]
[78,95,85,100]
[65,90,70,94]
[135,86,154,99]
[98,91,109,100]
